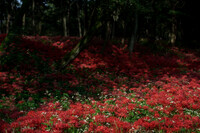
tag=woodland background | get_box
[0,0,200,133]
[0,0,200,49]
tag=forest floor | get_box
[0,34,200,133]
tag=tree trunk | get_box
[129,8,138,54]
[59,21,102,70]
[6,13,11,34]
[170,21,176,45]
[169,9,177,45]
[111,21,115,39]
[106,21,111,40]
[83,0,88,36]
[38,21,42,35]
[22,13,26,30]
[101,21,111,53]
[121,20,125,44]
[63,16,67,36]
[66,0,71,36]
[145,18,149,38]
[151,0,157,41]
[76,3,82,37]
[0,20,2,34]
[32,0,35,35]
[57,0,102,68]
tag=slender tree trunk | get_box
[63,16,67,36]
[170,22,176,44]
[38,21,42,34]
[0,20,2,34]
[61,0,67,36]
[22,13,26,30]
[0,19,4,34]
[145,18,149,38]
[6,13,11,34]
[111,21,115,39]
[121,20,125,44]
[32,0,35,35]
[101,21,111,53]
[151,0,157,41]
[76,3,82,37]
[83,0,88,36]
[106,21,111,40]
[62,0,71,36]
[66,0,71,36]
[170,14,177,45]
[129,9,138,54]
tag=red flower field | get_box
[0,34,200,133]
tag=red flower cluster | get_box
[0,35,200,132]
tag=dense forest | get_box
[0,0,200,133]
[1,0,200,46]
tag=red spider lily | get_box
[1,35,200,132]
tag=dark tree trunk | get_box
[77,2,82,37]
[38,21,42,35]
[59,21,102,70]
[121,20,125,44]
[170,16,177,45]
[129,8,138,54]
[32,0,35,35]
[6,13,11,34]
[22,13,26,30]
[111,21,115,39]
[0,20,2,34]
[83,0,88,36]
[63,16,67,36]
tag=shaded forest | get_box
[1,0,200,47]
[0,0,200,133]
